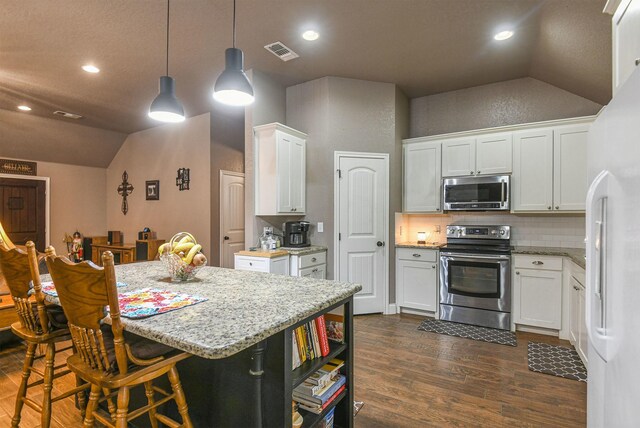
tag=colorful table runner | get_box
[40,281,127,297]
[115,287,207,319]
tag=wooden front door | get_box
[0,178,46,251]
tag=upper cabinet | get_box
[254,123,307,216]
[512,124,589,212]
[403,141,442,213]
[442,133,512,177]
[613,0,640,94]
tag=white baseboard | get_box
[398,307,436,318]
[516,325,560,337]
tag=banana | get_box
[183,244,202,265]
[178,234,195,245]
[173,242,195,254]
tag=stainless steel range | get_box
[439,225,511,330]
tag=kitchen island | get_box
[43,261,361,427]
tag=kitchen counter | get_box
[512,246,586,269]
[236,249,289,258]
[280,245,328,255]
[42,261,361,359]
[396,241,444,249]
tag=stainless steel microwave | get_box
[442,175,510,211]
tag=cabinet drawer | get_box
[300,265,326,279]
[234,256,269,272]
[513,255,562,271]
[397,248,437,262]
[299,251,326,269]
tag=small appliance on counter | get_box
[283,221,310,248]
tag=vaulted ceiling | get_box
[0,0,611,137]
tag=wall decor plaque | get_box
[0,159,37,176]
[117,171,134,215]
[176,168,190,191]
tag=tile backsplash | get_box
[396,212,585,249]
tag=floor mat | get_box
[417,319,517,346]
[527,342,587,382]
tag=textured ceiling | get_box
[0,0,611,136]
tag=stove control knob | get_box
[490,230,497,236]
[500,230,506,235]
[447,228,454,235]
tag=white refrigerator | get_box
[586,68,640,427]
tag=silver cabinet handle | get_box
[311,257,317,262]
[435,207,440,211]
[555,206,560,210]
[574,285,580,291]
[312,268,318,273]
[470,171,474,175]
[412,253,421,257]
[249,262,253,266]
[432,265,436,268]
[547,206,552,210]
[636,58,640,66]
[515,271,520,275]
[477,171,481,174]
[532,261,544,265]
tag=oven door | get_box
[442,175,509,211]
[439,253,511,312]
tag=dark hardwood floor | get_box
[353,314,586,427]
[0,313,586,427]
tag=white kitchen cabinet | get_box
[396,248,438,313]
[442,137,476,177]
[290,250,327,279]
[553,125,588,211]
[403,141,442,213]
[254,123,307,216]
[512,128,554,212]
[570,264,588,366]
[513,125,589,213]
[613,0,640,95]
[513,255,563,329]
[234,254,289,275]
[442,133,512,177]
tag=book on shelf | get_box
[292,331,302,370]
[305,358,344,386]
[295,327,307,363]
[315,315,330,356]
[325,313,344,343]
[291,315,332,369]
[294,373,346,405]
[303,323,314,359]
[296,384,346,415]
[310,321,321,358]
[319,407,335,428]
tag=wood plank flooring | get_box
[353,314,586,427]
[0,314,586,427]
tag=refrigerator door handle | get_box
[586,170,611,361]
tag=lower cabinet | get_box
[396,248,438,312]
[570,265,588,366]
[290,250,327,279]
[512,255,563,329]
[234,254,289,275]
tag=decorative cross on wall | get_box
[176,168,190,191]
[117,170,134,215]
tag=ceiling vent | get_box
[264,42,299,61]
[53,110,83,120]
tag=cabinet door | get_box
[442,138,476,177]
[289,136,306,213]
[299,265,326,279]
[475,132,512,175]
[570,277,581,344]
[512,129,554,211]
[613,0,640,94]
[403,142,442,212]
[276,133,293,213]
[577,286,588,365]
[553,125,588,211]
[513,268,562,329]
[396,259,437,312]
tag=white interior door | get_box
[336,153,388,315]
[220,171,245,269]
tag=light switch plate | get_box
[317,222,324,233]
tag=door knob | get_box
[376,241,385,247]
[224,236,230,240]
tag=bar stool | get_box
[45,247,194,428]
[0,241,89,428]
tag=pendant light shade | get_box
[149,76,185,122]
[148,0,185,123]
[213,48,254,106]
[213,0,255,106]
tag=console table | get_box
[91,243,136,266]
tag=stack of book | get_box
[292,315,331,370]
[293,359,346,415]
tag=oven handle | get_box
[440,253,511,262]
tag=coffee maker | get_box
[283,221,311,247]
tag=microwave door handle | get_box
[501,181,505,204]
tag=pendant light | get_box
[149,0,185,123]
[213,0,255,106]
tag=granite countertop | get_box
[512,246,586,269]
[236,249,289,258]
[280,245,328,256]
[42,261,361,360]
[395,242,444,249]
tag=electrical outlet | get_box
[317,222,324,233]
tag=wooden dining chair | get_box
[45,246,194,428]
[0,241,89,428]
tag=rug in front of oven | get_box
[417,319,517,346]
[527,342,587,382]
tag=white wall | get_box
[106,113,211,256]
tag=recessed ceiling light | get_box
[82,64,100,73]
[302,30,319,41]
[17,105,31,111]
[494,30,514,41]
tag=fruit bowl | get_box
[159,232,207,281]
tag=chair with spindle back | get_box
[0,241,89,428]
[45,246,194,428]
